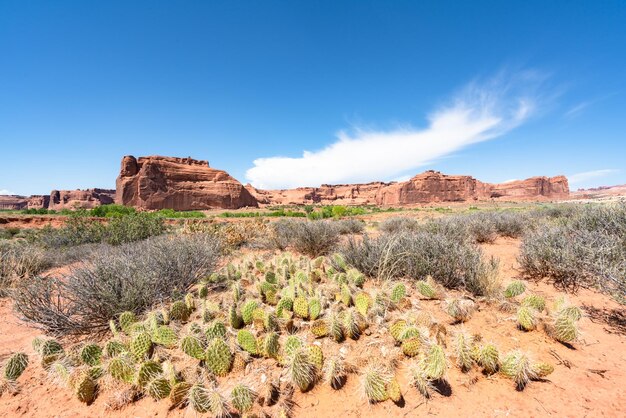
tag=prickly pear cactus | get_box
[532,362,555,378]
[293,296,309,319]
[231,384,256,413]
[390,283,407,303]
[169,381,192,406]
[504,280,526,298]
[425,344,447,380]
[180,335,206,360]
[311,319,329,337]
[236,330,258,356]
[477,343,500,374]
[354,292,371,316]
[147,377,172,400]
[73,372,96,404]
[308,297,322,320]
[501,350,533,389]
[80,343,102,366]
[136,360,163,387]
[169,300,190,322]
[130,332,153,360]
[360,364,390,403]
[107,355,135,383]
[152,325,178,348]
[241,300,259,325]
[205,338,232,377]
[2,352,28,381]
[287,348,316,392]
[517,306,538,331]
[415,280,438,299]
[389,319,408,342]
[119,311,136,334]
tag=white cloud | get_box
[568,169,620,185]
[0,189,15,195]
[246,70,548,189]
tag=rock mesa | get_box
[116,156,258,210]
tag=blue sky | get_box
[1,1,625,194]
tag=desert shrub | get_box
[155,208,206,218]
[379,217,419,234]
[213,219,268,250]
[104,212,166,245]
[11,234,221,336]
[417,217,472,243]
[89,204,136,218]
[38,214,106,247]
[307,205,368,220]
[0,241,52,296]
[466,215,498,243]
[519,203,626,301]
[291,220,341,257]
[334,219,366,235]
[262,218,302,251]
[490,211,528,238]
[37,212,165,247]
[340,231,500,296]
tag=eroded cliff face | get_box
[48,189,115,210]
[116,156,258,210]
[250,170,570,206]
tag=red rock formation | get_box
[27,195,51,209]
[0,196,29,210]
[254,170,569,206]
[488,176,569,200]
[49,189,115,210]
[116,156,258,210]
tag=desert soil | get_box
[0,238,625,417]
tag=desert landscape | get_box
[3,2,626,417]
[1,152,625,417]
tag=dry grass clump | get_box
[340,231,501,297]
[0,241,51,296]
[11,234,221,336]
[519,202,626,301]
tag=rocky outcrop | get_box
[26,195,51,209]
[256,171,569,206]
[49,189,115,210]
[0,195,50,210]
[488,176,569,200]
[245,182,390,206]
[116,156,258,210]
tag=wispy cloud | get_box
[564,93,616,119]
[246,70,551,189]
[0,189,15,195]
[564,101,590,119]
[568,169,620,185]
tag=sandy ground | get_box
[1,238,625,417]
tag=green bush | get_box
[89,204,136,218]
[104,213,166,245]
[37,212,166,247]
[155,208,205,219]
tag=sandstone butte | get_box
[0,155,570,211]
[115,155,259,210]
